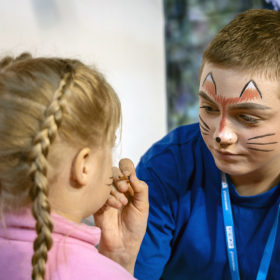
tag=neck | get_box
[230,169,280,196]
[51,208,83,223]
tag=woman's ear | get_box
[71,147,91,188]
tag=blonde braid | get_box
[29,70,73,280]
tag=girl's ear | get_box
[71,147,91,187]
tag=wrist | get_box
[98,248,136,275]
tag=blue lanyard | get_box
[221,173,280,280]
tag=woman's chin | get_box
[214,160,247,176]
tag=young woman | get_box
[133,9,280,280]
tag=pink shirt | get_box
[0,209,136,280]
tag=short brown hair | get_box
[202,9,280,79]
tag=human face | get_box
[87,145,113,214]
[199,63,280,177]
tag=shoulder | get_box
[136,123,219,198]
[137,123,213,181]
[139,123,202,164]
[48,241,135,280]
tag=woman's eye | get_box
[239,114,259,124]
[200,105,218,113]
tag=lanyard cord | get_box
[221,173,280,280]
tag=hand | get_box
[94,158,149,275]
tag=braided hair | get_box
[29,70,73,280]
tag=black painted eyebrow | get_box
[198,91,216,104]
[228,103,272,110]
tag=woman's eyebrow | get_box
[199,90,272,111]
[228,103,272,110]
[198,91,216,104]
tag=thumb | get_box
[129,175,149,212]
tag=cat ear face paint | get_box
[202,73,217,98]
[202,72,262,104]
[239,80,262,100]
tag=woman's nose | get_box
[215,122,237,145]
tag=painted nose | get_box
[215,125,237,145]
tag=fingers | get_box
[112,166,134,196]
[110,186,128,205]
[118,159,136,196]
[119,158,147,199]
[106,195,123,209]
[112,158,149,212]
[119,158,136,177]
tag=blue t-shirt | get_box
[134,123,280,280]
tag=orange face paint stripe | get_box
[201,73,263,133]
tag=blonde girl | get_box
[0,53,148,280]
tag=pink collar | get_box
[0,208,101,246]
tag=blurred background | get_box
[0,0,278,165]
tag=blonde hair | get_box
[0,53,121,279]
[201,9,280,79]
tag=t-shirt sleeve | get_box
[134,153,178,280]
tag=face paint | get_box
[202,73,263,134]
[199,115,210,135]
[246,132,277,152]
[239,80,262,100]
[198,63,280,178]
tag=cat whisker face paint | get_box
[199,115,210,135]
[198,63,280,177]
